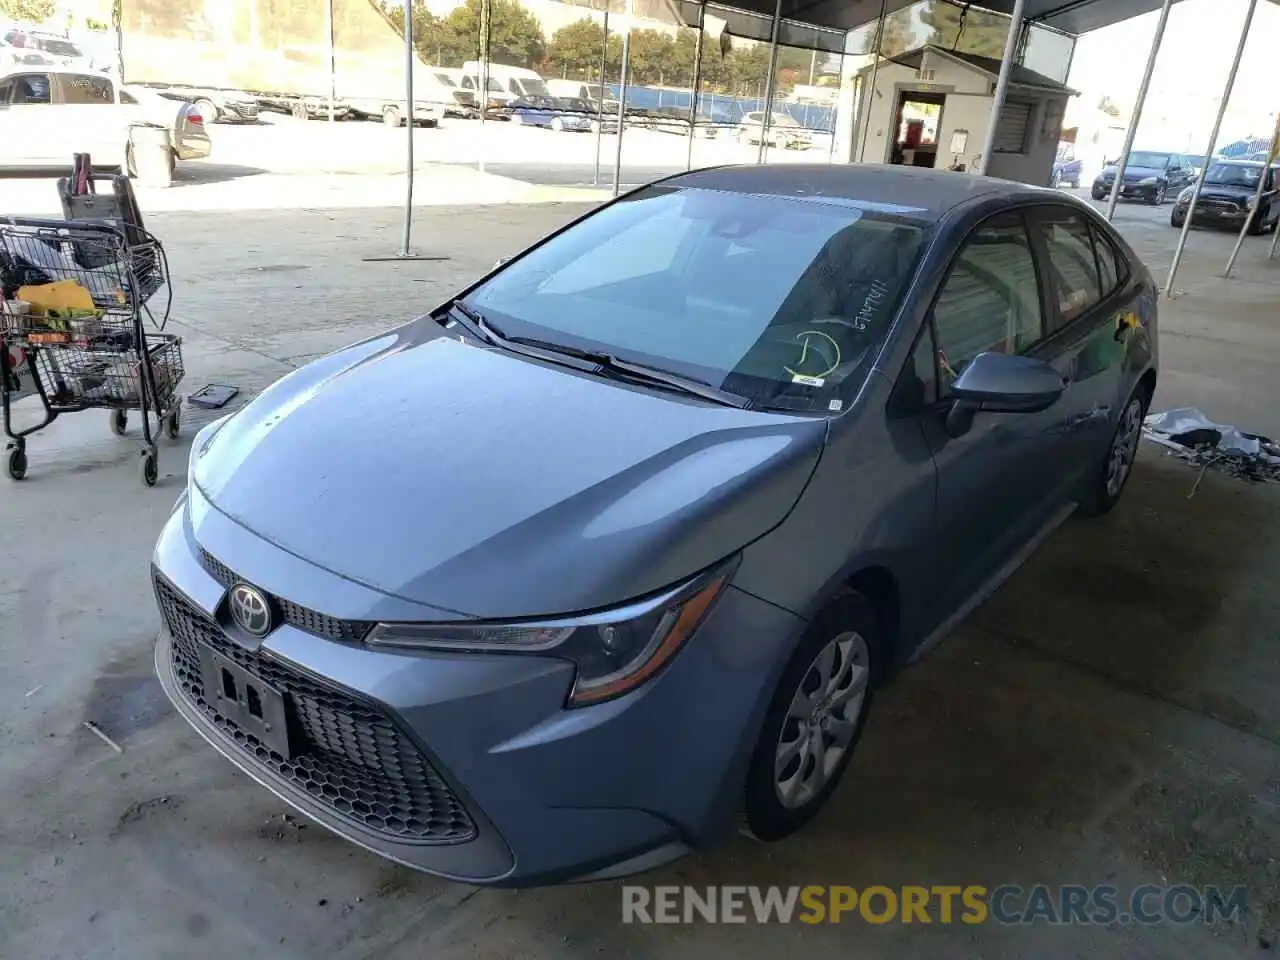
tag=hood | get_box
[1100,164,1164,181]
[194,323,828,619]
[1194,182,1256,202]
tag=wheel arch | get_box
[840,565,902,682]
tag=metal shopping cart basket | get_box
[0,216,182,485]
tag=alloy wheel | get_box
[1105,397,1144,499]
[774,631,870,810]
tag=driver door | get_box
[912,210,1078,619]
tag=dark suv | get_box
[1092,151,1196,205]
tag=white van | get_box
[462,61,550,103]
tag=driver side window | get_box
[931,212,1044,394]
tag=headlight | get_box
[1140,176,1160,185]
[1246,195,1258,211]
[367,557,739,706]
[1178,187,1194,203]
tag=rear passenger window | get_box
[1040,210,1101,327]
[931,212,1044,390]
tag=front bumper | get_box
[152,487,803,886]
[220,102,260,123]
[1095,180,1161,200]
[1174,201,1251,228]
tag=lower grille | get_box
[155,575,476,845]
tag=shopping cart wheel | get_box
[165,405,181,440]
[141,448,158,487]
[6,443,26,481]
[110,409,128,436]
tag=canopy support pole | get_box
[364,0,447,262]
[612,0,633,197]
[686,3,706,171]
[327,0,337,128]
[856,0,889,164]
[757,0,784,165]
[1166,0,1258,297]
[1106,0,1172,221]
[976,0,1025,176]
[594,6,610,185]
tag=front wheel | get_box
[383,105,401,127]
[1150,183,1167,206]
[742,591,879,842]
[1051,169,1063,188]
[291,100,309,121]
[550,117,564,132]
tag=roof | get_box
[857,45,1077,95]
[666,163,1050,222]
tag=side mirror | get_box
[944,352,1067,438]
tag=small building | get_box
[850,44,1076,186]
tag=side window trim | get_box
[1029,204,1110,335]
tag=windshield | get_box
[37,38,79,56]
[1204,163,1265,187]
[1126,151,1170,169]
[464,186,925,410]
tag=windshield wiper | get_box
[501,330,751,409]
[445,302,750,409]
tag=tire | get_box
[1247,212,1265,236]
[383,105,401,127]
[141,450,158,487]
[1149,183,1167,206]
[194,98,218,124]
[291,100,308,121]
[109,409,128,436]
[6,445,26,481]
[742,590,880,842]
[1092,187,1106,201]
[1080,386,1149,518]
[1051,169,1063,188]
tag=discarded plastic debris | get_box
[1143,407,1280,493]
[83,719,123,753]
[188,384,240,410]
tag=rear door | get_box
[1027,204,1134,472]
[913,209,1076,617]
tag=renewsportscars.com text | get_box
[621,884,1247,926]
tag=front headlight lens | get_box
[1246,195,1258,210]
[1178,187,1194,203]
[1140,176,1160,185]
[367,558,738,706]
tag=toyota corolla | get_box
[153,164,1158,887]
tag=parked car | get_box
[1,29,89,69]
[506,95,595,132]
[1090,150,1195,204]
[427,69,478,118]
[1170,159,1280,234]
[346,94,443,128]
[152,87,260,124]
[0,68,210,176]
[153,164,1158,888]
[1050,155,1082,188]
[737,110,812,149]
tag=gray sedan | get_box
[153,164,1158,887]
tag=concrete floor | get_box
[2,192,1279,959]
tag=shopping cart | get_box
[0,216,182,485]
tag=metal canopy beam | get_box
[706,0,1199,39]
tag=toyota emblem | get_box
[229,583,273,638]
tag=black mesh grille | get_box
[199,549,372,643]
[155,575,476,845]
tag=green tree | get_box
[859,8,915,58]
[920,0,1010,58]
[626,29,675,85]
[443,0,545,68]
[546,17,620,79]
[0,0,56,21]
